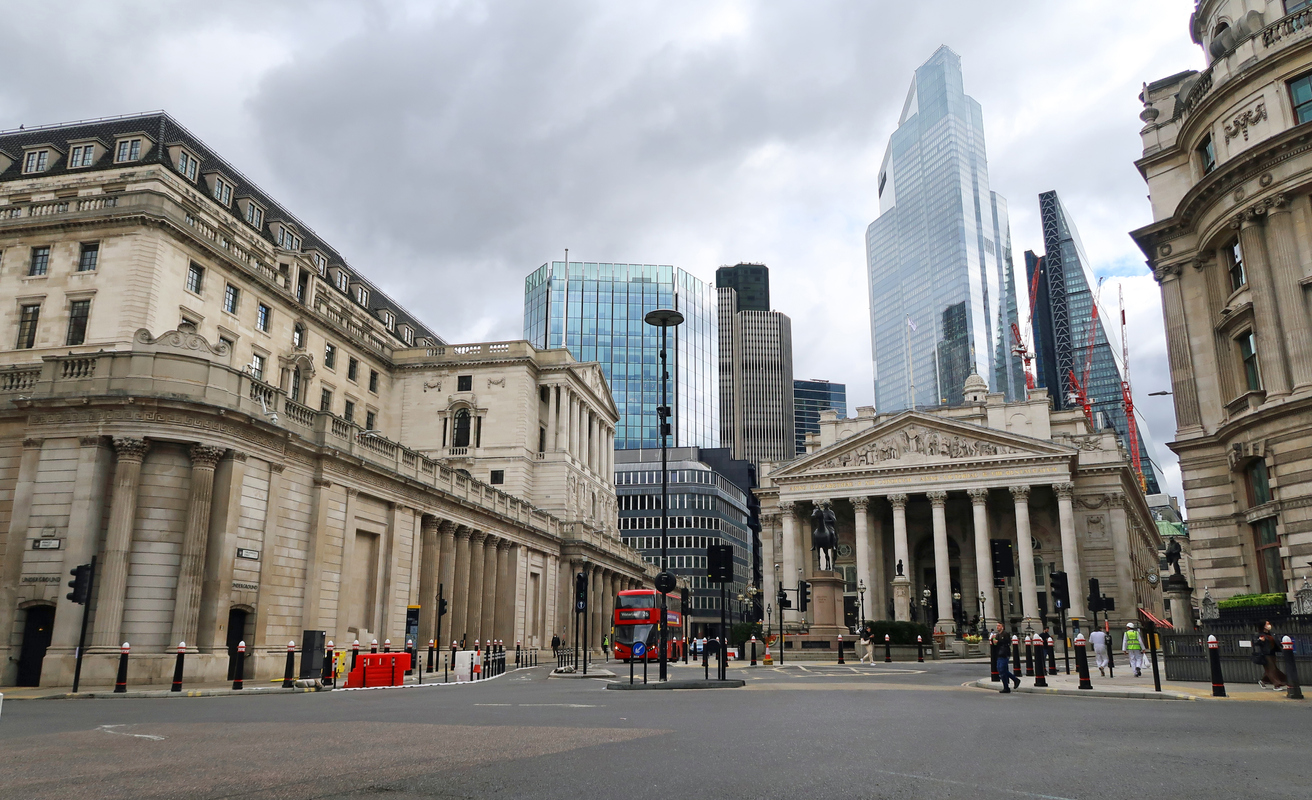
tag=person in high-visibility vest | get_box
[1122,622,1145,677]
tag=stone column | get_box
[590,566,603,649]
[0,439,45,679]
[49,438,112,656]
[466,531,487,645]
[568,394,580,459]
[890,493,910,622]
[1011,486,1040,625]
[1054,482,1085,620]
[301,468,335,634]
[779,502,798,624]
[759,511,777,622]
[1108,494,1133,623]
[197,450,247,654]
[254,465,287,650]
[968,488,997,628]
[870,505,887,620]
[852,498,872,624]
[927,491,953,633]
[558,556,574,643]
[547,385,559,451]
[480,535,499,643]
[1238,209,1291,396]
[495,540,515,643]
[1155,264,1203,430]
[417,515,440,645]
[434,520,456,641]
[451,527,472,646]
[92,438,149,649]
[1263,196,1312,389]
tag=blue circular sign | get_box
[632,642,646,657]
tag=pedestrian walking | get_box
[1254,620,1289,690]
[859,623,873,664]
[1089,627,1109,676]
[551,632,560,658]
[991,624,1020,693]
[1122,622,1145,677]
[602,634,610,661]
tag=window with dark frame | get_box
[490,470,504,485]
[77,243,99,272]
[292,323,305,349]
[289,367,302,403]
[344,400,356,423]
[1246,459,1273,506]
[177,150,198,181]
[65,299,91,346]
[365,410,376,431]
[1253,518,1285,593]
[29,246,50,276]
[213,176,233,205]
[1227,239,1246,291]
[187,262,205,294]
[320,388,333,412]
[324,342,337,369]
[1198,135,1216,174]
[115,139,142,162]
[457,375,472,392]
[23,150,49,173]
[256,303,271,332]
[69,144,96,168]
[368,369,378,393]
[250,353,266,381]
[348,357,359,381]
[223,284,240,314]
[245,202,263,228]
[452,410,472,448]
[16,304,40,349]
[1240,330,1262,391]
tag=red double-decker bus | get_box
[612,588,683,662]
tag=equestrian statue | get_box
[811,500,838,572]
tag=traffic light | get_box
[989,539,1015,586]
[1049,571,1070,610]
[777,587,792,609]
[575,572,588,609]
[438,597,449,617]
[680,587,690,614]
[67,563,92,605]
[799,580,811,612]
[707,544,733,583]
[1087,577,1102,612]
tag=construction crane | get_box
[1011,256,1045,391]
[1066,279,1103,430]
[1118,284,1148,493]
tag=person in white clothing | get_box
[1122,622,1145,677]
[1088,628,1109,676]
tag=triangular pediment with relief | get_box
[772,411,1075,480]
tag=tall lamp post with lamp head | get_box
[645,307,683,682]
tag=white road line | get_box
[517,703,600,708]
[97,724,165,741]
[874,768,1075,800]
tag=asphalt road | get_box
[2,660,1309,800]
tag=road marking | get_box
[473,703,513,706]
[517,703,600,708]
[97,725,165,741]
[874,768,1075,800]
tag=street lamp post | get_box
[644,308,684,682]
[922,587,933,627]
[952,591,963,640]
[857,579,867,630]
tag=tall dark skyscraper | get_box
[865,46,1026,411]
[1026,190,1160,494]
[793,379,847,455]
[716,263,794,465]
[715,263,770,312]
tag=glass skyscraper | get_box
[523,261,719,451]
[793,379,847,455]
[866,46,1026,411]
[1026,191,1161,494]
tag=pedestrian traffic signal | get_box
[438,597,449,617]
[799,580,811,612]
[990,539,1015,584]
[575,572,588,608]
[1087,577,1101,611]
[67,563,92,605]
[777,587,792,609]
[680,587,690,614]
[1049,571,1070,610]
[707,544,733,583]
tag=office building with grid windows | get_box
[794,379,847,455]
[523,261,719,451]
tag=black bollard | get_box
[405,640,414,675]
[1047,633,1057,673]
[171,641,186,693]
[704,639,710,680]
[324,641,336,687]
[282,640,296,688]
[885,634,892,663]
[1024,634,1034,677]
[1283,636,1302,700]
[444,652,449,683]
[351,640,360,673]
[1011,635,1021,672]
[916,635,924,663]
[1074,634,1092,689]
[516,641,521,668]
[232,640,246,690]
[837,635,845,665]
[372,639,379,654]
[1034,637,1048,688]
[384,638,391,654]
[630,652,635,685]
[1206,635,1226,697]
[114,642,130,693]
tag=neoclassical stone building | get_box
[1132,1,1312,600]
[756,375,1161,642]
[0,112,650,687]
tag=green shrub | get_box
[1216,592,1287,609]
[860,620,932,645]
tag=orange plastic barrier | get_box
[344,652,412,688]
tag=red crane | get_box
[1066,280,1103,430]
[1118,285,1147,493]
[1011,256,1045,391]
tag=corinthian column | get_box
[927,491,953,633]
[852,498,872,623]
[1155,265,1202,429]
[418,515,441,645]
[968,488,996,627]
[1010,486,1039,625]
[92,438,149,649]
[1262,196,1312,389]
[1238,209,1291,396]
[480,535,499,643]
[779,502,798,624]
[1054,482,1085,620]
[451,527,472,646]
[889,494,910,622]
[170,444,226,651]
[466,531,487,644]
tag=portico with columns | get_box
[757,384,1162,650]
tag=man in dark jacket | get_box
[991,623,1020,693]
[551,633,561,657]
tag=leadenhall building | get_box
[0,112,650,687]
[756,373,1162,645]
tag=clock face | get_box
[837,544,853,557]
[1147,572,1159,585]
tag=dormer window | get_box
[68,143,97,168]
[354,286,369,306]
[243,200,264,228]
[380,309,393,329]
[213,176,233,205]
[334,270,350,292]
[23,150,50,174]
[276,225,301,251]
[177,150,199,181]
[311,252,327,275]
[400,325,414,345]
[115,138,142,163]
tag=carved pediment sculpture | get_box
[817,424,1019,469]
[134,327,231,361]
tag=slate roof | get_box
[0,111,444,347]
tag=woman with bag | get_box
[1255,620,1288,690]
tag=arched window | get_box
[452,410,471,448]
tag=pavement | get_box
[3,660,1310,799]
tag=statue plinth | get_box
[893,576,911,622]
[806,572,847,637]
[1164,575,1194,629]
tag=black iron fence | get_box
[1162,617,1312,683]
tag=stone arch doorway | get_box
[17,603,56,686]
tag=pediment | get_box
[773,411,1074,480]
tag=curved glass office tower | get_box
[866,46,1026,410]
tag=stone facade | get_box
[1131,1,1312,601]
[756,376,1161,640]
[0,112,650,687]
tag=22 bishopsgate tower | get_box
[866,47,1026,411]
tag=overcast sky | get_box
[5,0,1203,504]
